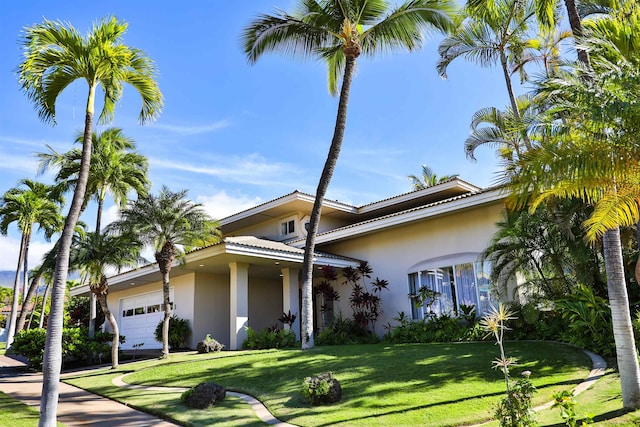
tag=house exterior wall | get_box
[318,201,504,334]
[248,276,283,332]
[193,272,231,348]
[226,212,350,242]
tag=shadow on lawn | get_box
[134,342,590,404]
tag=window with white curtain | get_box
[408,260,494,320]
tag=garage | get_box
[118,289,173,350]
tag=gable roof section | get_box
[220,178,487,234]
[220,190,357,234]
[289,187,505,246]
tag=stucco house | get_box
[70,178,505,350]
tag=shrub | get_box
[316,315,378,345]
[555,284,614,356]
[384,311,485,344]
[154,315,191,350]
[181,382,226,409]
[10,328,47,369]
[495,373,537,427]
[197,334,224,353]
[10,327,118,370]
[242,326,297,349]
[302,372,342,405]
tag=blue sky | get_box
[0,1,519,271]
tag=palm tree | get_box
[0,180,63,348]
[17,16,163,425]
[114,187,220,358]
[70,231,143,368]
[38,128,150,339]
[437,0,535,149]
[408,165,458,190]
[243,0,455,349]
[512,27,573,81]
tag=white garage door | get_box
[119,290,173,350]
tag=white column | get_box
[229,262,249,350]
[281,268,300,340]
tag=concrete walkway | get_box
[0,354,178,427]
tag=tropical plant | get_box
[243,0,455,349]
[69,231,143,367]
[0,180,63,348]
[407,164,458,190]
[17,15,162,424]
[114,187,220,357]
[506,5,640,408]
[154,315,192,350]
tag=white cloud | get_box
[0,151,39,175]
[0,235,55,272]
[149,153,303,187]
[100,204,122,230]
[197,190,262,219]
[151,120,231,135]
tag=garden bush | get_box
[10,327,119,370]
[181,382,226,409]
[242,326,297,349]
[384,311,485,344]
[154,315,191,350]
[302,372,342,405]
[196,334,224,353]
[316,315,379,345]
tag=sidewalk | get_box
[0,354,179,427]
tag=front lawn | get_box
[64,341,592,426]
[0,391,42,427]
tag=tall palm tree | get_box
[37,127,150,233]
[243,0,455,349]
[0,180,63,348]
[408,165,458,190]
[114,187,220,358]
[17,16,163,425]
[38,128,150,339]
[508,12,640,405]
[70,231,143,368]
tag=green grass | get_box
[0,341,6,355]
[64,341,594,426]
[0,391,41,427]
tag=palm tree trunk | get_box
[27,285,40,330]
[39,282,51,329]
[563,0,591,68]
[635,221,640,285]
[96,285,119,369]
[40,87,95,427]
[603,227,640,409]
[6,233,27,348]
[301,55,357,350]
[500,53,530,152]
[157,243,175,358]
[17,269,44,331]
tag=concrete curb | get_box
[112,374,298,427]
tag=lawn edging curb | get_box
[112,373,298,427]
